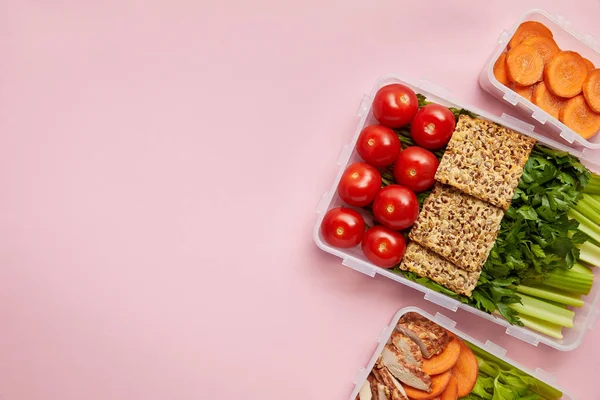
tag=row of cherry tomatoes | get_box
[320,84,456,268]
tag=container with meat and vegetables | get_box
[480,9,600,152]
[350,307,570,400]
[313,74,600,351]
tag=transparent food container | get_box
[479,9,600,158]
[348,307,572,400]
[314,74,600,351]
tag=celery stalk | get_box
[516,285,584,307]
[568,209,600,244]
[518,313,564,340]
[578,240,600,267]
[532,265,594,295]
[583,194,600,215]
[574,200,600,225]
[572,262,593,275]
[508,293,574,328]
[465,342,563,400]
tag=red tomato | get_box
[361,226,407,268]
[372,185,419,231]
[410,104,456,149]
[337,162,382,207]
[393,147,439,193]
[320,207,365,248]
[356,125,402,168]
[372,84,419,128]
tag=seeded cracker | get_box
[399,242,480,297]
[409,184,504,272]
[435,115,536,210]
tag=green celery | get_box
[574,199,600,225]
[516,285,584,307]
[585,174,600,195]
[568,209,600,244]
[578,240,600,267]
[535,268,593,295]
[518,313,564,340]
[508,293,574,328]
[582,193,600,214]
[572,262,593,275]
[465,342,563,400]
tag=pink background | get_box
[1,1,599,399]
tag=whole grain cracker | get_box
[399,242,480,297]
[409,184,504,272]
[435,115,536,210]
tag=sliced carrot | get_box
[532,81,567,119]
[544,51,588,98]
[508,21,553,48]
[582,69,600,112]
[521,36,559,67]
[583,58,596,72]
[559,95,600,139]
[493,53,510,86]
[506,44,544,86]
[439,375,458,400]
[405,370,452,400]
[451,341,478,397]
[421,336,461,375]
[513,83,536,102]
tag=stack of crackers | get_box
[399,115,536,296]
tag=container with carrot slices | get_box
[480,9,600,155]
[350,308,569,400]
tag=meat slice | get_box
[380,344,432,392]
[367,375,391,400]
[389,331,423,368]
[357,380,372,400]
[396,312,449,359]
[372,362,408,400]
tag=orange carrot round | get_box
[451,341,478,397]
[532,81,567,119]
[493,53,510,86]
[583,58,595,72]
[506,44,544,86]
[514,83,536,102]
[521,36,559,67]
[509,21,553,48]
[404,370,452,400]
[559,95,600,139]
[544,51,589,98]
[582,69,600,112]
[439,375,458,400]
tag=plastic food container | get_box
[349,307,572,400]
[314,73,600,351]
[479,9,600,156]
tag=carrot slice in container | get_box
[544,51,588,98]
[583,69,600,112]
[506,44,544,86]
[559,95,600,139]
[521,36,559,66]
[493,53,510,86]
[508,21,553,48]
[404,370,452,400]
[583,58,595,72]
[421,336,461,375]
[439,375,458,400]
[532,81,567,119]
[514,83,536,102]
[451,341,478,397]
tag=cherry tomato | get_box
[338,163,382,207]
[372,84,419,128]
[372,185,419,231]
[361,226,407,268]
[320,207,365,248]
[410,104,456,149]
[393,147,439,193]
[356,125,402,168]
